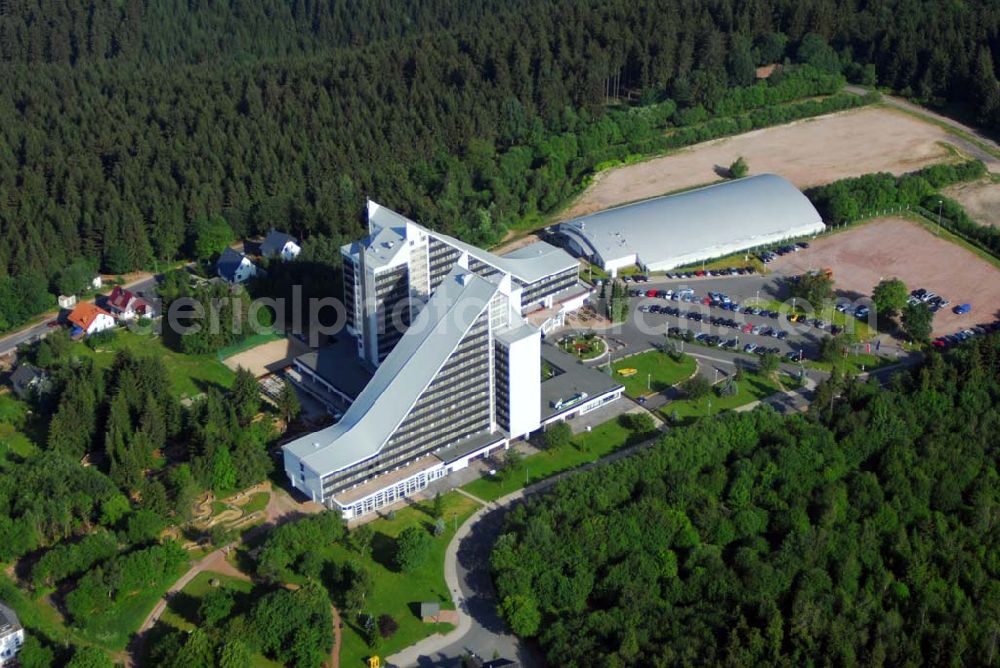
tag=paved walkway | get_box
[331,604,342,668]
[385,432,667,668]
[127,485,330,667]
[135,547,251,636]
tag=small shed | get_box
[419,601,440,621]
[58,294,77,309]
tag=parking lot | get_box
[609,271,885,361]
[768,217,1000,336]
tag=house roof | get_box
[216,248,251,281]
[260,230,299,256]
[108,285,139,311]
[67,302,112,331]
[0,600,22,637]
[9,364,43,396]
[285,266,500,477]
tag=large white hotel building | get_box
[282,202,618,519]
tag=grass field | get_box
[155,571,280,668]
[75,559,191,651]
[242,492,270,514]
[806,351,895,375]
[660,370,800,423]
[611,350,696,397]
[462,418,649,503]
[70,329,235,399]
[0,572,88,649]
[331,492,480,668]
[752,298,878,341]
[0,394,37,462]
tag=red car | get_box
[694,270,705,276]
[701,296,711,305]
[646,289,658,298]
[46,319,60,328]
[741,323,753,334]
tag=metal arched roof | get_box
[559,174,824,270]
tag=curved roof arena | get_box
[558,174,824,272]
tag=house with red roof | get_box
[67,303,116,337]
[106,286,154,320]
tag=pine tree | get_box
[276,381,301,426]
[231,367,260,427]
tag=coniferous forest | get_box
[492,336,1000,666]
[1,0,1000,331]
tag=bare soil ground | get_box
[943,179,1000,229]
[562,106,963,220]
[769,217,1000,336]
[222,337,308,377]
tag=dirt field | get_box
[769,217,1000,336]
[943,179,1000,229]
[223,337,309,377]
[562,106,963,220]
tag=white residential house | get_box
[0,602,24,666]
[217,248,258,284]
[66,302,116,337]
[259,230,302,261]
[106,286,155,320]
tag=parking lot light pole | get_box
[936,199,943,236]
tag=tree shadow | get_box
[370,531,398,572]
[164,590,201,626]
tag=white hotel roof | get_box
[365,200,579,283]
[285,266,500,476]
[559,174,824,270]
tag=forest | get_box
[492,335,1000,666]
[1,0,1000,333]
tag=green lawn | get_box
[331,492,480,668]
[611,350,696,398]
[751,298,877,341]
[462,418,649,503]
[672,253,765,274]
[0,394,37,463]
[242,491,270,514]
[0,572,88,649]
[155,571,281,668]
[69,329,235,399]
[806,351,895,375]
[660,371,800,424]
[216,330,283,361]
[558,334,606,360]
[74,559,191,651]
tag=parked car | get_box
[741,323,753,334]
[954,303,972,315]
[743,343,758,353]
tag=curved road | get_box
[386,353,922,667]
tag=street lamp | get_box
[647,373,651,391]
[936,199,943,236]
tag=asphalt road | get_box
[0,274,160,356]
